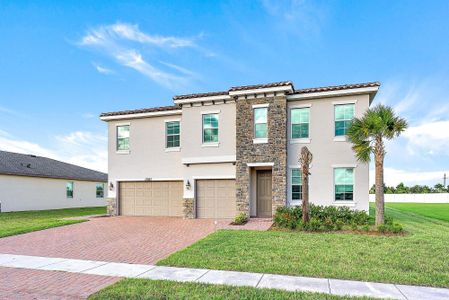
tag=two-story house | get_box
[100,81,380,219]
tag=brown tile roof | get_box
[101,81,380,118]
[295,81,380,94]
[229,81,293,92]
[100,105,180,117]
[173,91,228,101]
[173,81,294,100]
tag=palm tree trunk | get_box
[375,152,385,225]
[302,170,310,223]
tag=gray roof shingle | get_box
[0,151,107,182]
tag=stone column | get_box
[183,198,195,219]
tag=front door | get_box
[257,170,272,217]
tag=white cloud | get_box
[93,63,114,75]
[0,130,107,172]
[81,23,196,49]
[115,50,186,88]
[402,120,449,156]
[370,167,449,187]
[0,105,25,118]
[78,22,200,89]
[261,0,326,37]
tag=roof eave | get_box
[228,85,294,96]
[100,109,182,121]
[287,86,380,101]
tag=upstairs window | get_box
[291,169,302,201]
[166,121,180,148]
[203,114,219,143]
[116,125,130,151]
[291,108,310,139]
[96,183,104,198]
[254,107,268,139]
[334,168,354,201]
[66,182,74,198]
[335,104,355,136]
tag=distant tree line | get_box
[369,183,449,194]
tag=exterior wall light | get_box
[109,182,114,191]
[185,180,191,190]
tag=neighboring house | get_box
[0,151,107,212]
[101,81,379,219]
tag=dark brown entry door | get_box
[257,170,272,217]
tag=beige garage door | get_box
[196,179,236,219]
[119,181,183,216]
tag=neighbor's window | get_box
[202,114,219,143]
[66,182,74,198]
[291,108,309,139]
[254,107,268,139]
[334,168,354,201]
[335,104,355,136]
[291,169,302,201]
[96,183,104,198]
[116,125,130,151]
[166,121,180,148]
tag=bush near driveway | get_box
[0,206,106,238]
[89,279,375,300]
[158,203,449,288]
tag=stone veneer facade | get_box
[235,93,288,217]
[183,198,195,219]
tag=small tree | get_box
[348,104,407,225]
[299,146,313,223]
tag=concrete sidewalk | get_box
[0,253,448,300]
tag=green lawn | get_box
[89,279,373,300]
[382,202,449,222]
[158,203,449,288]
[0,206,106,238]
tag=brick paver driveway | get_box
[0,216,216,264]
[0,216,216,299]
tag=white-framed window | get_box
[96,183,104,198]
[202,114,219,143]
[334,168,354,201]
[291,107,309,139]
[334,104,355,136]
[166,121,180,148]
[254,107,268,139]
[291,168,302,201]
[66,182,74,198]
[116,125,130,151]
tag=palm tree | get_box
[348,104,407,225]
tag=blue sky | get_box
[1,0,449,186]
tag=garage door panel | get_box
[197,179,236,219]
[120,181,183,217]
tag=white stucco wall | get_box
[107,114,183,198]
[107,102,237,199]
[287,94,370,211]
[0,175,106,212]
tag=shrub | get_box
[233,212,248,225]
[389,223,403,233]
[324,217,335,231]
[377,224,388,233]
[351,222,359,231]
[353,211,369,225]
[362,224,370,232]
[274,204,370,231]
[308,218,323,231]
[335,219,344,230]
[384,215,394,225]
